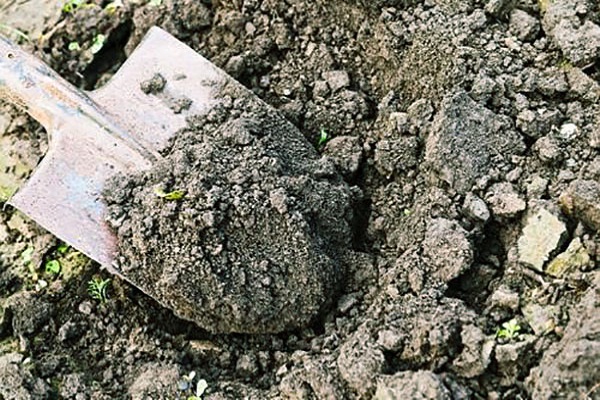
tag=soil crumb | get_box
[103,84,355,334]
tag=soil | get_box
[0,0,600,399]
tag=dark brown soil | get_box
[1,0,600,399]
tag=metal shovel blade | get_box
[0,27,232,269]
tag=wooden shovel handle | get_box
[0,35,160,161]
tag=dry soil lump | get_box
[104,96,355,334]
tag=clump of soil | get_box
[103,84,355,334]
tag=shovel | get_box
[0,27,237,274]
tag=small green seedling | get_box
[180,371,208,400]
[57,243,69,254]
[90,34,106,54]
[496,318,521,340]
[88,277,110,303]
[318,128,329,147]
[45,260,61,275]
[62,0,85,13]
[68,41,81,52]
[104,0,123,14]
[154,186,185,200]
[148,0,163,6]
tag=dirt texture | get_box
[1,0,600,399]
[103,83,355,334]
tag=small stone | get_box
[128,363,180,400]
[485,0,515,17]
[559,123,578,141]
[537,67,569,96]
[140,73,166,95]
[224,55,245,79]
[534,136,562,164]
[489,286,520,313]
[78,301,93,315]
[526,176,548,199]
[485,183,526,219]
[337,293,359,314]
[312,80,330,98]
[374,137,419,177]
[236,353,259,377]
[422,218,473,283]
[567,68,600,103]
[58,321,80,343]
[375,371,453,400]
[521,303,558,336]
[463,193,490,223]
[452,325,494,378]
[516,109,539,138]
[323,136,363,178]
[495,335,536,386]
[517,208,568,272]
[322,70,350,93]
[546,237,591,277]
[509,9,540,42]
[560,179,600,231]
[337,326,385,398]
[377,329,403,352]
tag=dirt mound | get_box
[104,85,354,334]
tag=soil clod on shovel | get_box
[0,27,354,334]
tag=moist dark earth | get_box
[1,0,600,399]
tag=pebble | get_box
[517,208,568,272]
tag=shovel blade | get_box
[8,27,234,268]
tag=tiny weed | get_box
[179,371,208,400]
[62,0,86,13]
[148,0,163,6]
[154,186,185,200]
[57,243,69,254]
[496,318,521,340]
[317,128,329,147]
[45,260,61,275]
[88,277,110,303]
[68,41,81,52]
[104,0,123,14]
[90,34,106,54]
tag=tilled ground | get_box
[1,0,600,399]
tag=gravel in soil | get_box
[1,0,600,399]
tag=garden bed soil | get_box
[1,0,600,399]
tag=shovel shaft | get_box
[0,35,160,161]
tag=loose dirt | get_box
[1,0,600,399]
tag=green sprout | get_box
[45,260,61,275]
[104,0,123,14]
[318,128,329,147]
[68,41,81,52]
[57,243,69,254]
[62,0,85,13]
[496,318,521,340]
[148,0,163,6]
[180,371,208,400]
[154,186,185,200]
[87,277,110,303]
[90,34,106,54]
